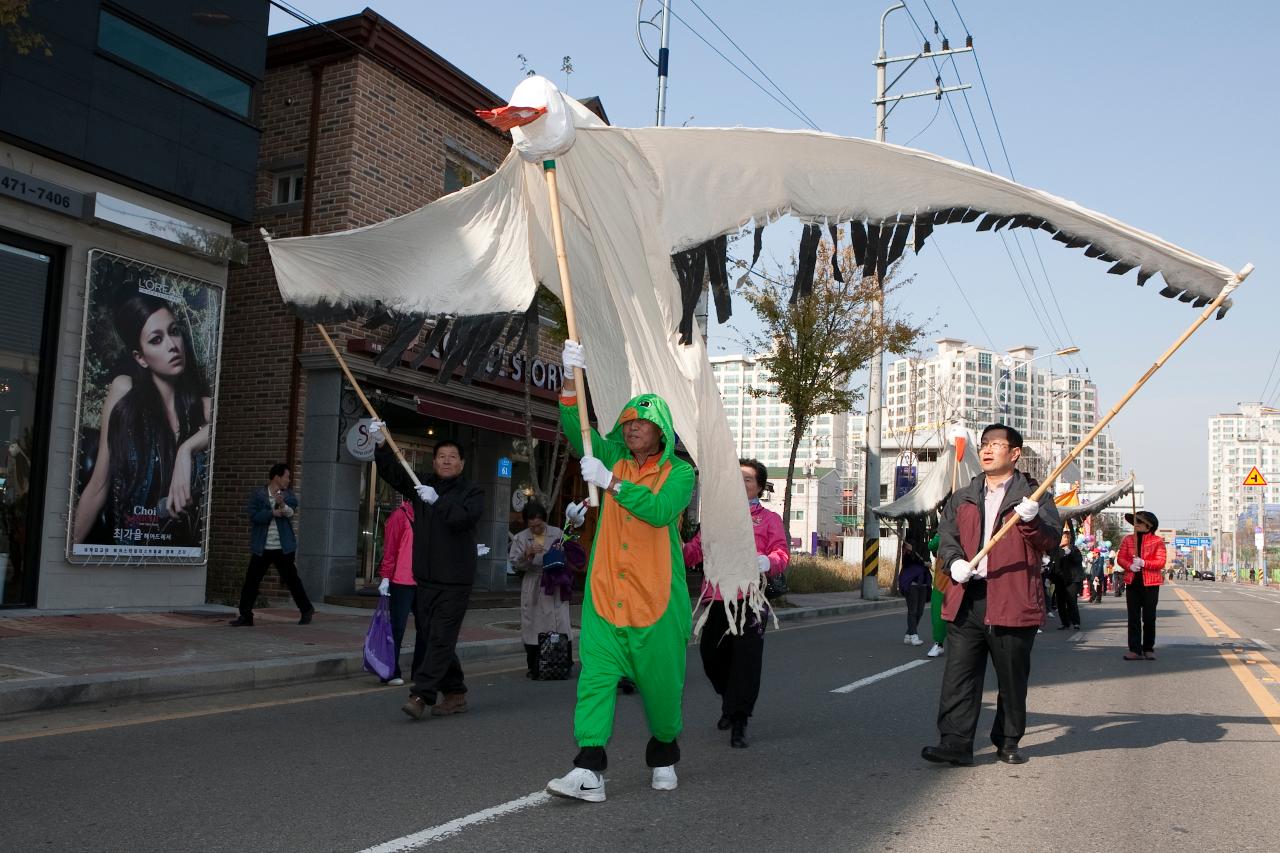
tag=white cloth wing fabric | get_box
[263,91,1245,609]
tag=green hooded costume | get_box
[560,391,695,762]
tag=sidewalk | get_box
[0,593,900,716]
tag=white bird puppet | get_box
[264,76,1247,626]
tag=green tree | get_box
[2,0,50,56]
[739,237,925,529]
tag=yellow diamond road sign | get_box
[1243,466,1267,487]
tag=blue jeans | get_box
[388,582,426,681]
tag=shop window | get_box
[97,10,252,117]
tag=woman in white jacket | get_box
[509,502,573,679]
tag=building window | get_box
[97,10,252,117]
[978,353,992,370]
[444,156,490,194]
[792,510,804,520]
[272,171,304,205]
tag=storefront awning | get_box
[415,394,559,442]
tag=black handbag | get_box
[537,631,572,680]
[765,571,788,597]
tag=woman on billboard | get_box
[73,294,211,547]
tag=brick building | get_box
[210,11,594,606]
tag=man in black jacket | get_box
[368,422,486,720]
[1048,531,1083,630]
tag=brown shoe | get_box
[431,692,469,716]
[1123,651,1143,661]
[401,695,427,720]
[1143,651,1156,660]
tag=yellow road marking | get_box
[1176,587,1280,737]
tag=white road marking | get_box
[1069,632,1084,642]
[831,659,931,694]
[1240,592,1280,604]
[354,791,551,852]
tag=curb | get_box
[0,599,897,717]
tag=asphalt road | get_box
[3,581,1279,853]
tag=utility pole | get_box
[636,0,672,126]
[863,3,972,599]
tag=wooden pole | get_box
[543,159,599,507]
[964,266,1251,571]
[315,323,421,488]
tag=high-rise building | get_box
[1207,403,1280,567]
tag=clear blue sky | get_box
[271,1,1274,529]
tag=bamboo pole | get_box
[965,266,1252,571]
[543,159,599,507]
[315,323,421,488]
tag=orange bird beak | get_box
[475,104,547,132]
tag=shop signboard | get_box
[66,251,224,562]
[345,419,377,462]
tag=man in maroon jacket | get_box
[922,423,1060,767]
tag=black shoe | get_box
[921,745,973,766]
[996,747,1028,765]
[1073,624,1081,630]
[228,616,253,627]
[730,721,748,748]
[618,678,636,695]
[298,609,315,625]
[716,714,731,731]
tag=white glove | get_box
[950,559,974,584]
[757,554,771,574]
[1130,557,1144,570]
[415,484,438,505]
[1014,497,1039,522]
[378,578,390,596]
[579,455,613,490]
[972,561,988,579]
[562,339,586,377]
[565,501,587,529]
[368,419,387,446]
[477,544,490,557]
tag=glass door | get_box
[0,232,62,606]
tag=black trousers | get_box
[905,586,929,635]
[410,584,470,703]
[700,603,766,722]
[388,582,426,682]
[237,549,313,617]
[1055,581,1081,628]
[1126,576,1160,653]
[936,586,1037,753]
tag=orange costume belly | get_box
[589,458,675,629]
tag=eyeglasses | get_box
[979,440,1011,450]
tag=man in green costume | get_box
[546,340,694,803]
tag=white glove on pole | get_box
[378,578,390,596]
[579,456,613,490]
[565,501,587,529]
[562,339,586,377]
[1131,557,1144,570]
[1014,497,1040,522]
[477,544,490,557]
[972,561,988,579]
[368,419,387,446]
[757,554,771,574]
[415,484,438,505]
[950,559,974,584]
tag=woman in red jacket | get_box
[1117,510,1167,661]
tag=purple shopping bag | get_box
[362,596,396,681]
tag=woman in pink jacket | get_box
[377,499,424,686]
[683,458,789,749]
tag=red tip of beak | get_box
[475,104,547,131]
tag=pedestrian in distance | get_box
[682,457,789,749]
[898,541,930,646]
[376,498,422,687]
[1049,531,1083,630]
[1111,558,1124,597]
[926,533,946,658]
[546,340,694,803]
[508,501,578,680]
[922,424,1059,768]
[1088,552,1106,603]
[1118,510,1167,661]
[229,463,314,626]
[367,425,486,720]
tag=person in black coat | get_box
[369,423,486,720]
[1047,531,1083,630]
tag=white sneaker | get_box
[909,634,924,646]
[546,767,606,803]
[386,677,405,686]
[927,643,945,658]
[903,633,913,645]
[651,765,678,791]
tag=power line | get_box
[1261,344,1280,403]
[684,0,822,132]
[663,5,822,131]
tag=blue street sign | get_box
[497,457,512,479]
